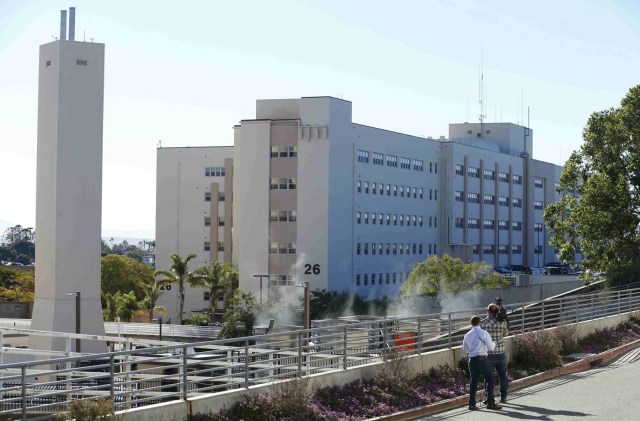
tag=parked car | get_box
[494,266,513,275]
[508,264,532,274]
[4,262,24,267]
[531,267,549,275]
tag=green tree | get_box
[401,254,509,298]
[139,280,166,321]
[102,291,140,322]
[154,253,197,325]
[218,290,256,339]
[192,262,239,316]
[545,85,640,281]
[0,267,35,302]
[101,254,153,301]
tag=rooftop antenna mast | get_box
[478,46,486,135]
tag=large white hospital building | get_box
[156,96,566,322]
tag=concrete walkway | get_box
[416,347,640,420]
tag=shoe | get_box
[469,405,480,411]
[500,398,507,404]
[482,399,488,405]
[486,403,502,410]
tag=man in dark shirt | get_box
[481,303,509,404]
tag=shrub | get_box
[578,321,640,354]
[412,363,469,400]
[57,398,121,420]
[555,324,580,356]
[510,330,563,373]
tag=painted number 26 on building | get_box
[304,264,321,275]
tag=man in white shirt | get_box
[462,315,501,411]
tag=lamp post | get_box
[253,274,269,305]
[152,317,163,341]
[66,291,81,352]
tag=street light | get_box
[65,291,81,353]
[295,281,310,331]
[152,317,163,341]
[253,274,269,305]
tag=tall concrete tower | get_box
[30,8,106,353]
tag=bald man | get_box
[482,303,509,404]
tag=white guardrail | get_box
[1,288,639,420]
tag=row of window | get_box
[205,167,225,177]
[455,218,522,231]
[356,212,434,227]
[357,181,435,200]
[356,272,410,286]
[204,241,225,251]
[270,242,296,255]
[270,210,297,222]
[270,177,297,190]
[357,150,436,173]
[455,165,522,184]
[472,245,522,255]
[270,274,295,287]
[204,216,225,227]
[270,146,298,158]
[455,192,523,208]
[204,192,225,201]
[355,242,437,256]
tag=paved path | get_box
[417,347,640,420]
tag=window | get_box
[393,243,397,255]
[412,215,417,226]
[429,189,432,200]
[534,245,543,254]
[218,192,225,201]
[534,200,544,210]
[386,214,390,225]
[357,180,361,193]
[499,196,508,207]
[270,242,296,254]
[512,245,522,254]
[455,217,464,228]
[483,194,495,205]
[512,221,522,231]
[393,273,397,283]
[387,155,398,167]
[535,178,544,188]
[405,244,410,254]
[270,177,297,190]
[372,152,384,165]
[512,198,523,208]
[399,215,404,226]
[412,187,417,198]
[364,182,369,194]
[434,217,437,227]
[428,244,432,254]
[399,243,403,254]
[356,274,361,286]
[498,220,509,230]
[46,60,51,67]
[413,159,424,171]
[400,186,404,197]
[419,244,423,254]
[357,150,369,163]
[372,183,377,195]
[434,190,437,200]
[484,169,495,180]
[499,172,509,183]
[419,188,423,199]
[435,163,438,173]
[534,222,543,232]
[467,192,480,203]
[378,213,383,225]
[393,214,397,225]
[371,242,376,255]
[218,241,224,251]
[512,174,523,185]
[204,192,211,202]
[386,243,390,255]
[378,243,383,254]
[413,244,417,254]
[204,241,211,251]
[555,181,561,190]
[430,162,433,173]
[356,243,361,255]
[473,244,479,255]
[203,291,210,301]
[76,59,88,66]
[364,274,369,286]
[400,157,411,169]
[364,212,369,224]
[467,218,479,229]
[455,164,464,175]
[483,245,495,255]
[270,146,297,158]
[393,185,398,196]
[429,216,433,227]
[455,191,464,202]
[372,213,376,224]
[204,216,211,226]
[386,184,391,196]
[364,243,369,255]
[218,217,225,226]
[498,245,509,255]
[270,274,294,287]
[468,167,480,178]
[418,216,423,226]
[356,212,361,224]
[483,220,495,229]
[271,210,296,222]
[205,167,225,177]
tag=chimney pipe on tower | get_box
[59,10,67,40]
[68,7,76,41]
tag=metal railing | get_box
[2,288,640,420]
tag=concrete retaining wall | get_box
[118,309,638,420]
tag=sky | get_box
[1,0,639,239]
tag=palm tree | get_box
[193,262,239,318]
[154,253,197,324]
[140,280,167,322]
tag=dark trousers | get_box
[469,356,495,406]
[486,353,508,400]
